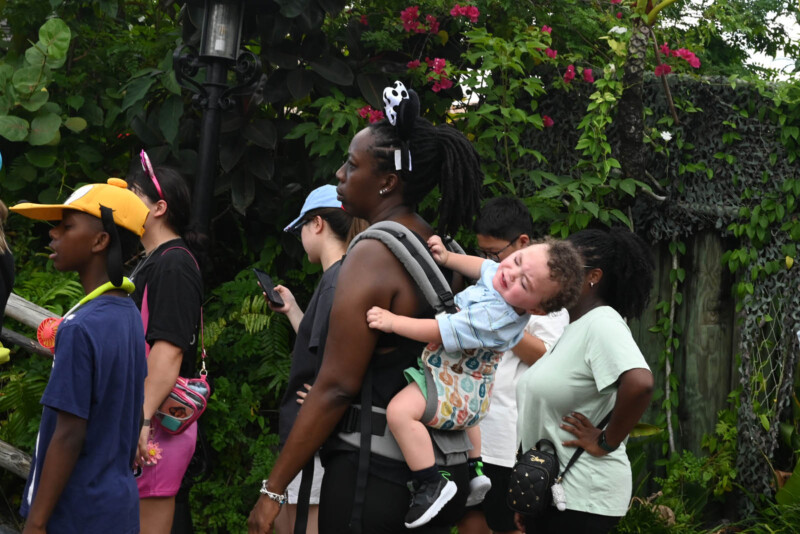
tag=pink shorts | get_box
[137,418,197,498]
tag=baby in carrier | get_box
[366,234,583,528]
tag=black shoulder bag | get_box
[508,412,612,517]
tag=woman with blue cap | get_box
[272,184,366,534]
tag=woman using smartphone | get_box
[268,184,366,534]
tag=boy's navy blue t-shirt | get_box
[20,295,147,534]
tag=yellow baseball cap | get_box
[10,178,149,237]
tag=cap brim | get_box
[283,214,304,233]
[9,203,70,222]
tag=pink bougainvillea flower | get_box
[545,48,557,59]
[400,6,421,32]
[432,77,454,92]
[359,106,373,120]
[368,110,385,123]
[610,0,622,4]
[616,11,623,18]
[407,59,421,69]
[541,25,552,34]
[360,14,368,26]
[451,4,479,23]
[564,64,576,84]
[659,42,670,56]
[542,115,554,128]
[654,64,672,76]
[465,5,480,22]
[426,14,440,34]
[430,57,447,74]
[147,440,163,461]
[675,48,701,68]
[583,68,595,83]
[358,105,385,123]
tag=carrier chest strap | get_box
[346,221,459,315]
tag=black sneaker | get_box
[404,475,457,529]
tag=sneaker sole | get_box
[465,476,492,507]
[404,480,458,529]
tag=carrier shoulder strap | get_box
[346,221,459,314]
[344,221,463,533]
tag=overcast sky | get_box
[746,13,799,77]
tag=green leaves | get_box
[0,17,74,154]
[309,57,354,86]
[0,116,30,142]
[28,112,62,145]
[122,77,156,111]
[243,120,278,150]
[275,0,313,18]
[63,117,87,133]
[39,17,71,58]
[158,95,183,146]
[12,67,45,97]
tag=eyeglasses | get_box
[289,217,316,237]
[140,150,165,200]
[475,234,521,262]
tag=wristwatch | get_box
[597,430,619,453]
[142,418,151,427]
[260,479,288,506]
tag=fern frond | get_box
[240,295,272,335]
[204,318,228,348]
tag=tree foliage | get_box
[1,0,799,529]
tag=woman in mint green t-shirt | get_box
[515,228,655,533]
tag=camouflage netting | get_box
[519,73,800,514]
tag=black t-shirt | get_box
[0,251,14,333]
[129,238,202,377]
[278,259,342,449]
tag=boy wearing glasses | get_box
[458,197,570,534]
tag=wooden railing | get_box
[0,293,57,479]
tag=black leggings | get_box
[318,451,469,533]
[523,507,620,534]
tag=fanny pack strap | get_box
[160,246,207,376]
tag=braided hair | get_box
[568,227,655,320]
[368,88,482,235]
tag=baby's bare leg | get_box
[386,383,435,470]
[466,425,481,459]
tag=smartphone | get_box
[253,268,285,307]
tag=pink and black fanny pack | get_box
[141,246,210,435]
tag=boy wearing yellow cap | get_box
[11,179,149,534]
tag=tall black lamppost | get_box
[174,0,261,234]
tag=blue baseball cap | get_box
[284,184,343,233]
